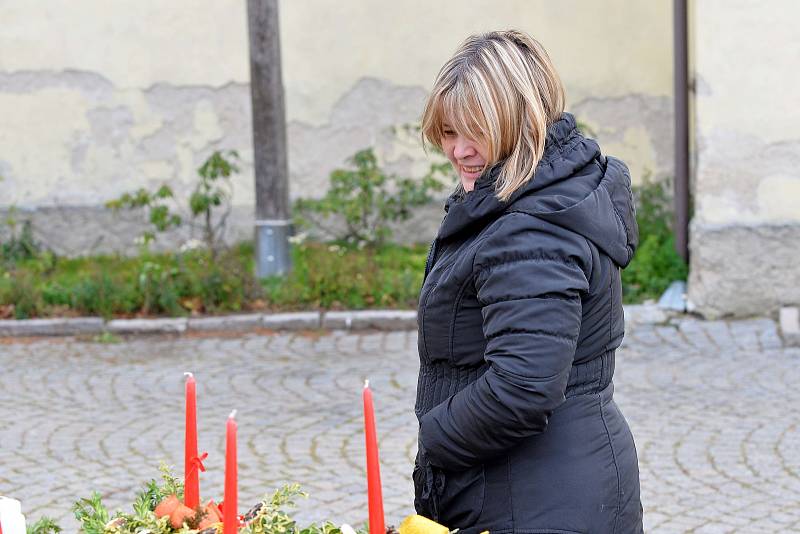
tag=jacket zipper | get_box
[423,238,439,281]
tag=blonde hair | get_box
[421,30,566,201]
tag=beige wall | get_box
[0,0,674,254]
[688,0,800,317]
[282,0,675,201]
[0,1,251,210]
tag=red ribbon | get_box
[188,451,208,476]
[216,501,245,526]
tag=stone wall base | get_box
[688,223,800,318]
[0,202,445,256]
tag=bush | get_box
[261,241,428,310]
[106,149,239,256]
[70,272,141,318]
[294,148,451,246]
[622,175,688,302]
[1,206,42,268]
[0,272,43,319]
[0,243,262,319]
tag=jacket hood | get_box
[438,112,639,267]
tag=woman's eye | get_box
[443,130,455,137]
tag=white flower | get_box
[288,231,308,245]
[179,238,205,252]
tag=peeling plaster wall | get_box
[0,71,254,207]
[0,0,674,255]
[282,0,675,195]
[688,0,800,318]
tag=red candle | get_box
[223,410,238,534]
[184,372,201,509]
[363,380,385,534]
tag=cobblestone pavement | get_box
[1,316,799,533]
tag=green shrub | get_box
[191,149,239,257]
[1,206,42,268]
[294,148,451,246]
[261,241,428,310]
[26,516,62,534]
[622,175,688,302]
[0,272,43,319]
[105,185,182,246]
[0,243,263,319]
[62,272,128,318]
[106,149,239,255]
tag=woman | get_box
[413,30,643,533]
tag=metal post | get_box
[673,0,690,263]
[247,0,291,277]
[254,218,291,276]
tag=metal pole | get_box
[673,0,690,263]
[247,0,291,277]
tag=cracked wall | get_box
[1,0,674,255]
[688,0,800,317]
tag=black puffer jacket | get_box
[414,113,643,533]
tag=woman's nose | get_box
[453,136,476,159]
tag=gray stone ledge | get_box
[0,304,687,338]
[188,314,264,332]
[0,317,104,337]
[106,318,188,334]
[779,306,800,347]
[688,223,800,318]
[262,312,321,330]
[623,304,675,326]
[322,310,418,330]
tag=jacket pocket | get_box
[412,461,437,520]
[435,464,486,528]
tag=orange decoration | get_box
[198,517,216,530]
[169,504,196,529]
[198,500,223,529]
[205,500,222,521]
[154,494,180,518]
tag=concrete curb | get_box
[0,310,410,337]
[322,310,418,330]
[107,318,188,335]
[262,312,321,330]
[0,317,105,337]
[188,314,264,332]
[1,304,683,338]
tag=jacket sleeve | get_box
[418,217,591,470]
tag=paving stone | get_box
[1,317,799,532]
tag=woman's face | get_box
[441,124,489,193]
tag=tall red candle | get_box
[223,410,238,534]
[184,372,200,509]
[363,380,385,534]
